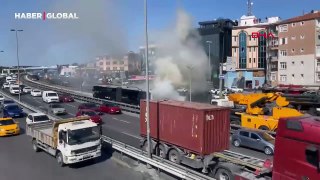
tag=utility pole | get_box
[144,0,152,161]
[219,32,225,99]
[11,29,23,102]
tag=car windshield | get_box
[48,93,58,97]
[67,126,100,145]
[0,119,15,126]
[24,87,31,90]
[34,115,49,122]
[51,104,62,108]
[12,87,19,90]
[4,100,14,104]
[259,132,275,141]
[105,103,117,107]
[84,111,96,116]
[33,90,40,92]
[7,105,20,111]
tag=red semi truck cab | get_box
[273,116,320,180]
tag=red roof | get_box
[278,11,320,24]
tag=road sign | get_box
[219,74,225,79]
[226,56,236,72]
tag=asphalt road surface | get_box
[2,87,272,161]
[0,109,156,180]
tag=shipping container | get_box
[140,99,230,156]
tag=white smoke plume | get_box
[151,9,209,101]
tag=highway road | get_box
[2,87,272,161]
[0,109,155,180]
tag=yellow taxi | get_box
[0,118,20,136]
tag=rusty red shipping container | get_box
[140,100,230,156]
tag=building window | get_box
[292,61,295,65]
[301,61,304,65]
[281,38,288,45]
[280,50,287,56]
[113,61,118,64]
[280,62,287,69]
[239,31,247,69]
[301,21,304,25]
[113,67,117,70]
[300,35,305,39]
[279,25,288,32]
[271,74,276,81]
[317,59,320,67]
[234,48,236,53]
[249,35,252,41]
[291,36,296,40]
[292,74,295,78]
[234,36,237,42]
[120,61,124,65]
[253,47,256,52]
[249,47,251,52]
[292,23,296,27]
[292,49,295,52]
[300,48,304,53]
[106,61,110,65]
[318,35,320,40]
[253,58,256,63]
[301,74,304,78]
[317,73,320,81]
[249,58,252,63]
[120,67,124,71]
[280,75,287,82]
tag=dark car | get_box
[76,109,102,124]
[59,94,74,102]
[78,103,100,112]
[1,99,16,109]
[3,104,24,118]
[99,102,121,114]
[231,129,275,155]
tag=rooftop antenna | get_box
[247,0,253,16]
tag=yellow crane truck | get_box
[228,92,303,131]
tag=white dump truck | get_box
[26,116,102,166]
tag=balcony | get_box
[270,56,278,62]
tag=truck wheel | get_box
[215,168,234,180]
[157,145,166,159]
[32,140,39,152]
[258,125,269,131]
[264,147,273,155]
[232,140,240,147]
[168,149,181,164]
[56,152,65,167]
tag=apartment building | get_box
[95,52,141,75]
[226,15,280,89]
[277,11,320,85]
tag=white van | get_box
[9,84,21,95]
[42,91,59,103]
[6,76,12,83]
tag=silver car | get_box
[231,129,275,155]
[49,103,67,115]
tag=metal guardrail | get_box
[102,135,215,180]
[22,76,140,114]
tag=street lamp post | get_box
[186,65,194,102]
[144,0,152,161]
[219,32,225,99]
[206,41,212,81]
[11,29,23,101]
[0,51,3,74]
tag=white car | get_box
[26,113,50,125]
[2,83,9,89]
[23,87,32,93]
[230,86,244,93]
[31,89,42,97]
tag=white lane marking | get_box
[121,131,140,139]
[65,104,77,108]
[112,117,130,124]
